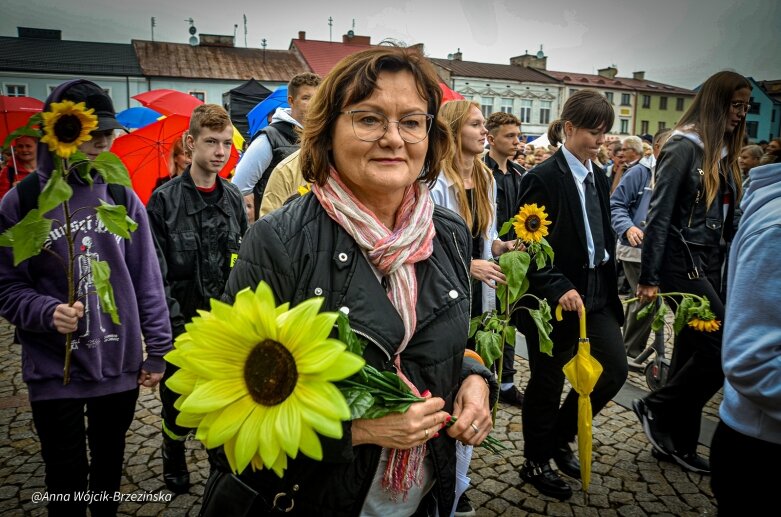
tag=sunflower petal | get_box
[294,338,345,374]
[296,381,351,421]
[277,298,324,353]
[206,395,255,448]
[311,348,365,381]
[268,452,288,477]
[298,422,324,461]
[165,369,198,396]
[257,405,282,467]
[180,378,247,413]
[275,400,302,459]
[233,407,264,473]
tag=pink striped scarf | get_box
[313,168,436,499]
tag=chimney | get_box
[342,32,371,45]
[597,66,618,79]
[633,71,645,80]
[18,27,61,40]
[298,31,306,40]
[449,48,462,61]
[198,34,235,47]
[510,45,547,70]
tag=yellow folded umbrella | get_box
[557,305,603,492]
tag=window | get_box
[621,93,631,106]
[676,97,684,111]
[539,101,552,125]
[658,121,667,131]
[519,99,532,124]
[500,98,514,114]
[640,120,649,134]
[748,97,760,115]
[5,84,26,97]
[620,119,629,134]
[659,97,668,110]
[189,91,205,102]
[480,96,494,118]
[746,121,758,139]
[642,95,651,109]
[605,92,614,104]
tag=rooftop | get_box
[429,57,560,84]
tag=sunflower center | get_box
[53,114,83,144]
[525,215,542,232]
[244,339,298,406]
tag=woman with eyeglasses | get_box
[633,71,750,475]
[200,47,495,516]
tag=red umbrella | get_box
[0,95,44,146]
[111,115,238,204]
[439,83,465,104]
[133,89,204,117]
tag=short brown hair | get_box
[300,47,450,186]
[288,72,321,99]
[189,104,231,139]
[485,112,520,134]
[547,90,615,147]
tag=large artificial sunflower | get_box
[688,317,720,332]
[513,203,551,243]
[165,282,365,477]
[40,100,98,159]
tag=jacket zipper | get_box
[688,168,704,227]
[352,327,392,361]
[452,231,471,304]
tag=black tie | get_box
[585,172,605,266]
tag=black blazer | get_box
[518,148,623,322]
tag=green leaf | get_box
[90,259,121,325]
[340,385,375,419]
[475,330,503,366]
[535,249,547,270]
[528,300,554,356]
[0,209,52,266]
[499,250,530,305]
[651,303,668,333]
[95,200,138,240]
[37,169,73,214]
[541,239,555,264]
[673,297,694,334]
[498,220,513,237]
[71,156,94,186]
[503,324,517,347]
[337,313,367,356]
[468,315,482,339]
[2,113,42,150]
[91,152,131,187]
[637,301,656,320]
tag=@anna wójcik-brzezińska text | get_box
[31,490,173,504]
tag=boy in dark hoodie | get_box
[0,79,172,516]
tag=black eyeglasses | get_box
[729,101,750,114]
[340,110,434,144]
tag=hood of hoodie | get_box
[37,79,116,183]
[740,163,781,219]
[270,107,301,128]
[670,125,728,159]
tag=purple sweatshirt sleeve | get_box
[123,190,173,371]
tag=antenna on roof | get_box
[261,38,267,62]
[328,16,333,42]
[233,24,238,40]
[243,14,247,47]
[151,17,156,42]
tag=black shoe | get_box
[552,444,581,479]
[162,435,190,494]
[670,451,711,474]
[651,446,673,462]
[499,385,525,407]
[520,460,572,500]
[454,492,476,517]
[632,398,674,454]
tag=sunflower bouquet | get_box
[625,292,720,333]
[0,102,136,384]
[470,203,556,421]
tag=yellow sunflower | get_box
[40,100,98,159]
[687,317,721,332]
[165,282,365,477]
[513,203,551,243]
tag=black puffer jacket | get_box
[147,169,248,337]
[212,191,491,516]
[640,135,737,286]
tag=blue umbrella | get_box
[247,86,288,138]
[117,106,162,129]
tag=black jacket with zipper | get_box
[640,135,736,286]
[147,168,248,337]
[210,191,494,516]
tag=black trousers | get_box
[711,421,781,516]
[644,242,725,454]
[520,266,627,463]
[30,387,139,517]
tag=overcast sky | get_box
[2,0,779,89]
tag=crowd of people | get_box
[0,47,779,516]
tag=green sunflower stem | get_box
[60,158,75,386]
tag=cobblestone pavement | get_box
[0,318,720,516]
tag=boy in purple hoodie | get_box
[0,80,172,516]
